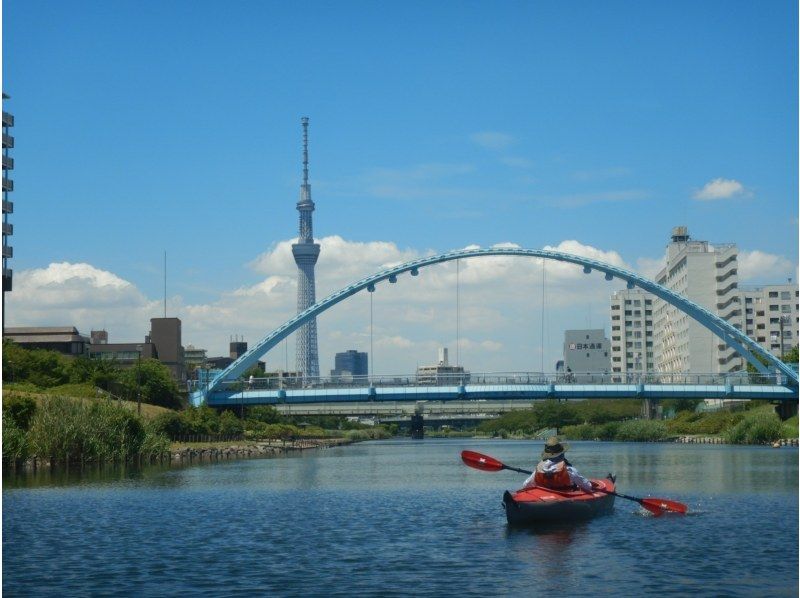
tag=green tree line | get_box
[3,340,182,409]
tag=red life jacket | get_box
[533,459,573,489]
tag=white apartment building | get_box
[652,227,742,374]
[736,284,799,360]
[610,228,798,376]
[609,288,654,377]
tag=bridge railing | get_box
[191,371,787,394]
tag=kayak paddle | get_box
[461,449,687,516]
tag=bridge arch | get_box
[192,247,797,404]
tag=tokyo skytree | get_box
[291,117,320,380]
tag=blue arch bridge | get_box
[190,248,798,415]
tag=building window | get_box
[770,305,779,312]
[781,291,791,300]
[769,291,779,298]
[781,305,791,313]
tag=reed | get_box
[24,396,169,463]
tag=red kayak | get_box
[503,476,616,526]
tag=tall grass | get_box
[723,409,784,445]
[23,396,168,463]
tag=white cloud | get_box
[470,131,514,151]
[738,250,794,282]
[636,256,666,280]
[18,239,791,376]
[6,262,156,341]
[694,178,746,200]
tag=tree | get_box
[247,405,284,424]
[782,345,799,365]
[122,358,182,409]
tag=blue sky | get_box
[3,1,798,372]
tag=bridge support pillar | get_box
[410,414,424,439]
[775,401,798,421]
[642,398,660,420]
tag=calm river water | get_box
[3,439,798,596]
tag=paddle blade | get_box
[640,497,688,516]
[461,450,505,472]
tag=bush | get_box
[3,394,37,430]
[614,419,668,442]
[151,411,185,439]
[782,415,798,439]
[724,410,784,445]
[666,410,744,436]
[561,423,597,440]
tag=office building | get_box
[184,344,208,369]
[563,329,610,377]
[416,347,470,384]
[4,326,90,356]
[609,289,654,377]
[149,317,185,382]
[331,349,369,379]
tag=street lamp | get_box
[136,344,143,415]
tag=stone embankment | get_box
[674,436,798,447]
[168,438,351,464]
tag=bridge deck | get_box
[207,382,798,408]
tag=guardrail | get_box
[189,371,790,393]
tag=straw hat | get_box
[541,436,570,460]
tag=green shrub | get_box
[561,423,597,440]
[666,409,744,435]
[151,411,185,439]
[614,419,668,442]
[782,415,798,439]
[3,394,37,430]
[724,410,784,444]
[218,411,244,436]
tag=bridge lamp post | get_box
[136,344,143,416]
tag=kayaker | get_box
[523,437,594,493]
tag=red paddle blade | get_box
[461,450,505,472]
[640,497,688,516]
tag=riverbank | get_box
[4,437,354,472]
[168,437,352,464]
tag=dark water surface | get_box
[3,440,798,596]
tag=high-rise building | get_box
[149,317,185,382]
[563,329,611,378]
[2,93,14,318]
[292,117,320,380]
[609,289,654,377]
[331,350,368,379]
[611,229,798,376]
[652,227,743,374]
[230,337,247,359]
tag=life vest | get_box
[533,459,573,489]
